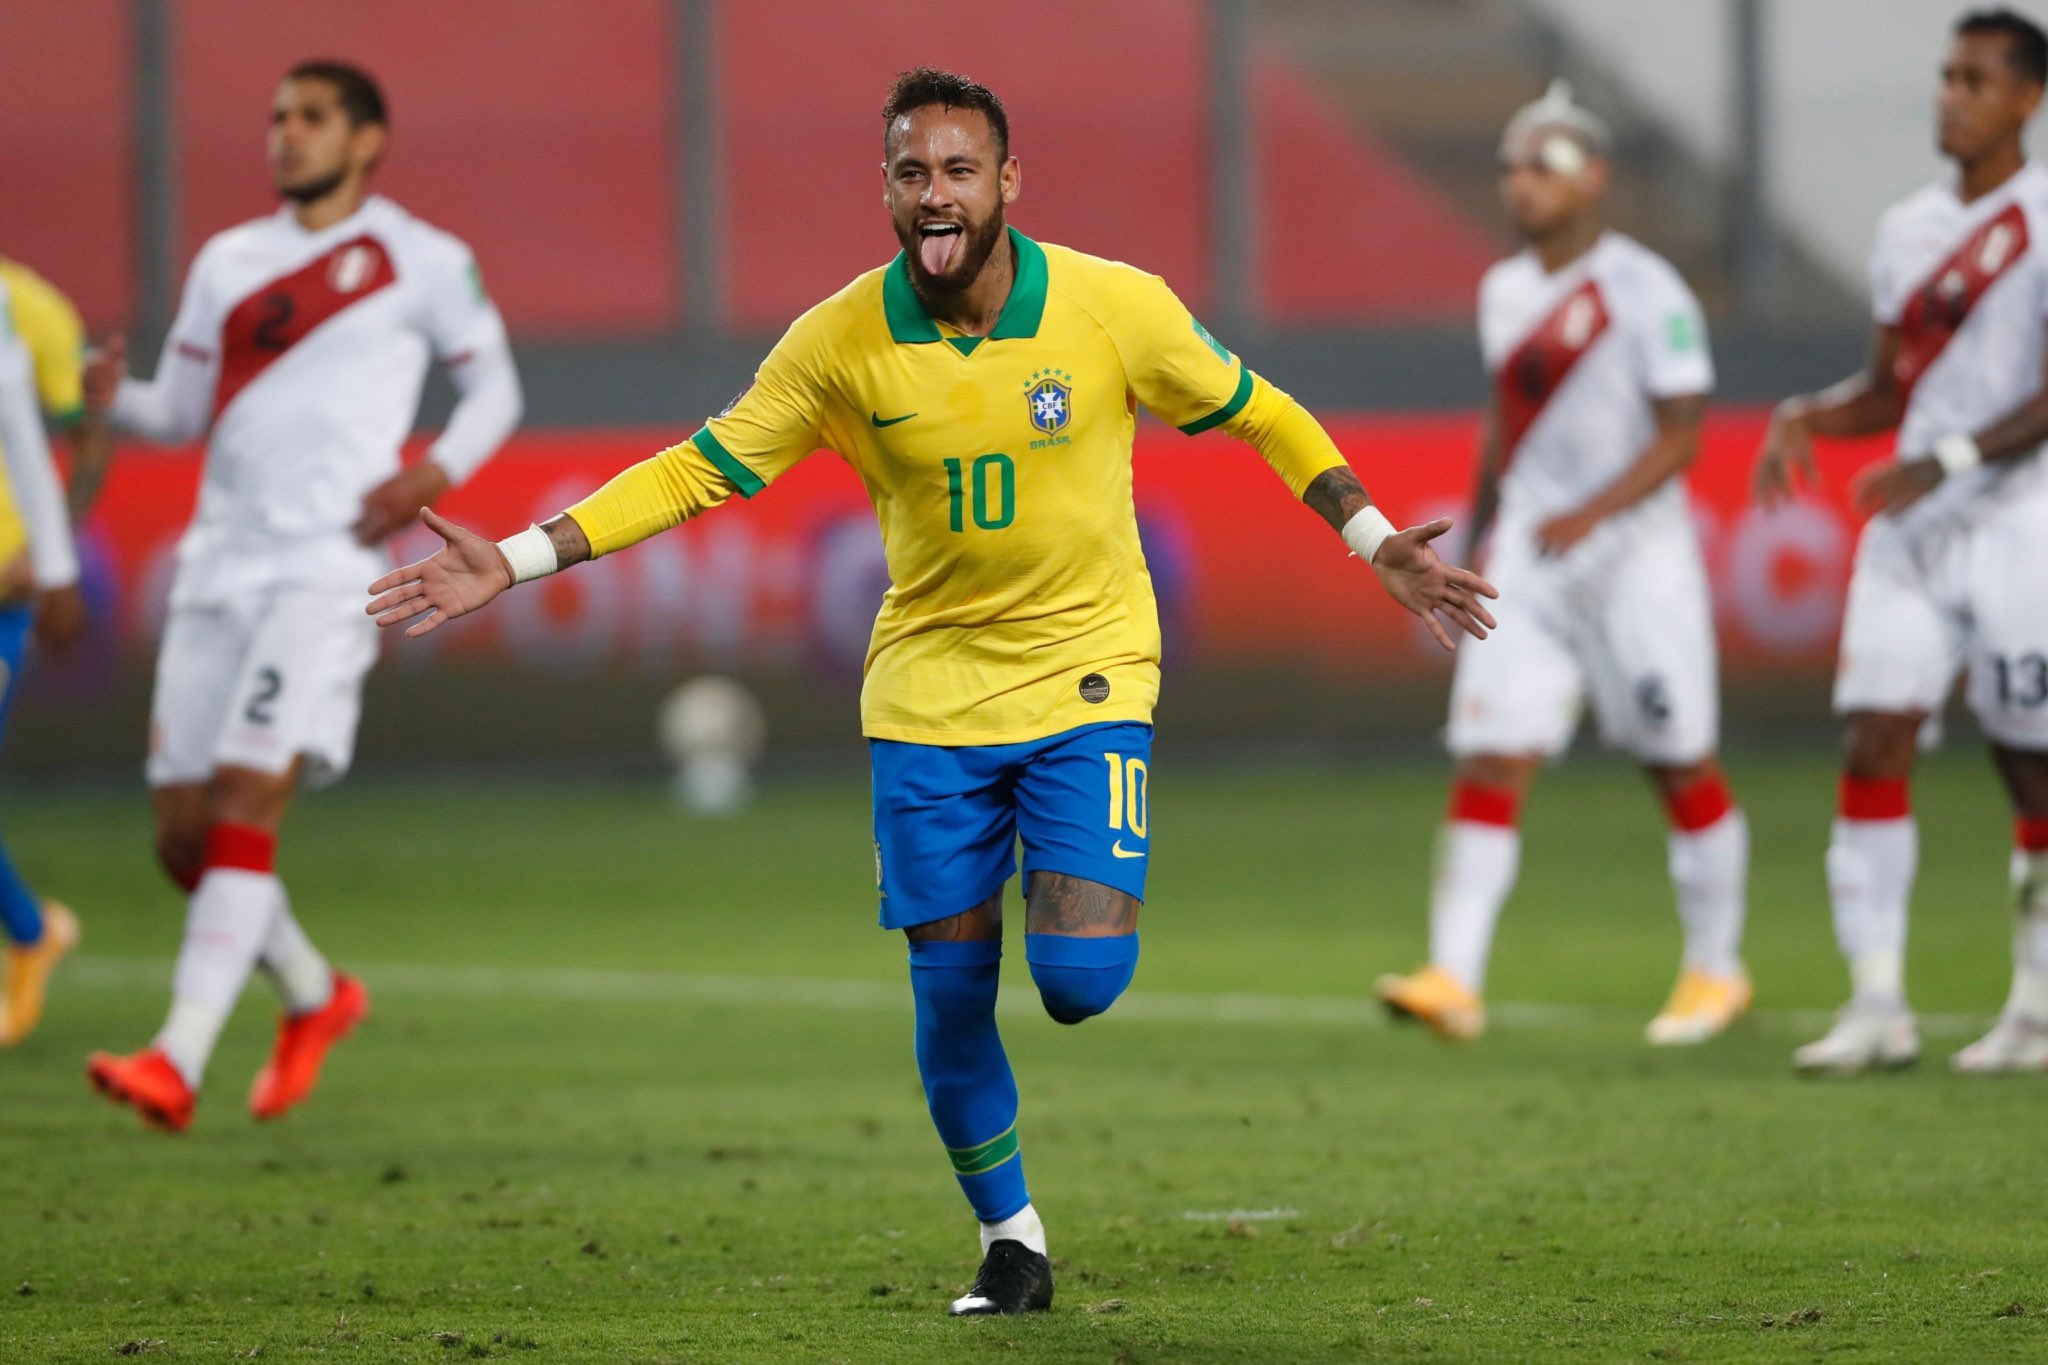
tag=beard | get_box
[278,165,349,205]
[896,203,1008,295]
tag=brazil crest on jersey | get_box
[570,229,1342,746]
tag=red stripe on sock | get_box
[1838,775,1910,821]
[2016,816,2048,852]
[1664,773,1735,833]
[203,823,276,874]
[1449,781,1520,828]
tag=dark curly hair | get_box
[881,67,1008,161]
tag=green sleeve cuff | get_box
[691,424,766,498]
[46,403,85,431]
[1176,364,1255,436]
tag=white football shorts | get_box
[147,585,379,789]
[1446,520,1719,765]
[1834,492,2048,749]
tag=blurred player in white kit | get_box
[80,61,522,1128]
[1377,83,1752,1044]
[1757,9,2048,1075]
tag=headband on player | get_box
[1503,80,1612,176]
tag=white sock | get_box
[1668,809,1748,978]
[2007,846,2048,1019]
[980,1202,1047,1257]
[1428,820,1521,994]
[155,866,281,1086]
[257,887,333,1016]
[1825,816,1917,1006]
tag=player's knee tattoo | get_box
[1025,872,1138,936]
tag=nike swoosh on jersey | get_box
[1111,840,1146,859]
[870,411,917,427]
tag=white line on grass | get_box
[1182,1208,1300,1222]
[60,955,1991,1038]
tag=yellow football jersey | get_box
[570,230,1346,745]
[0,259,87,567]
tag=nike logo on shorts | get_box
[1111,840,1146,859]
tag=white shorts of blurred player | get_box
[1446,520,1719,766]
[1833,490,2048,750]
[147,586,379,790]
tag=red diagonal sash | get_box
[213,235,398,420]
[1495,278,1609,463]
[1893,200,2029,398]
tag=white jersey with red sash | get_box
[1874,163,2048,536]
[1478,232,1713,548]
[119,196,509,605]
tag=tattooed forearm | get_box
[1302,465,1374,535]
[1025,872,1140,937]
[541,512,595,569]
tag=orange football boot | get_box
[249,972,369,1120]
[1374,964,1486,1041]
[87,1047,195,1132]
[1,901,80,1045]
[1645,966,1753,1046]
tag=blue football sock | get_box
[0,835,42,946]
[908,938,1028,1223]
[1025,932,1139,1024]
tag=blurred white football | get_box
[658,676,766,815]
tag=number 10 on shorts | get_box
[1105,753,1148,837]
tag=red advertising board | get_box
[78,411,1888,680]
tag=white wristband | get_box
[1340,505,1398,565]
[1932,433,1982,477]
[495,525,559,585]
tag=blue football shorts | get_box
[869,720,1154,930]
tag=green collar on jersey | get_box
[883,227,1047,354]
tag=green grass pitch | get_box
[4,749,2046,1362]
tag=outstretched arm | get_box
[1108,270,1494,646]
[365,508,591,637]
[1220,373,1497,650]
[367,433,736,637]
[1299,463,1499,651]
[372,306,826,637]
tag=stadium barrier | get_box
[20,410,1887,770]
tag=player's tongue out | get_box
[919,223,962,277]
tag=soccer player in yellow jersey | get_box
[369,69,1497,1315]
[0,257,108,1043]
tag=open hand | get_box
[1752,407,1817,506]
[366,508,513,638]
[1370,517,1499,652]
[1849,455,1942,517]
[354,462,451,546]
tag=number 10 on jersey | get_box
[1106,752,1148,837]
[944,453,1015,531]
